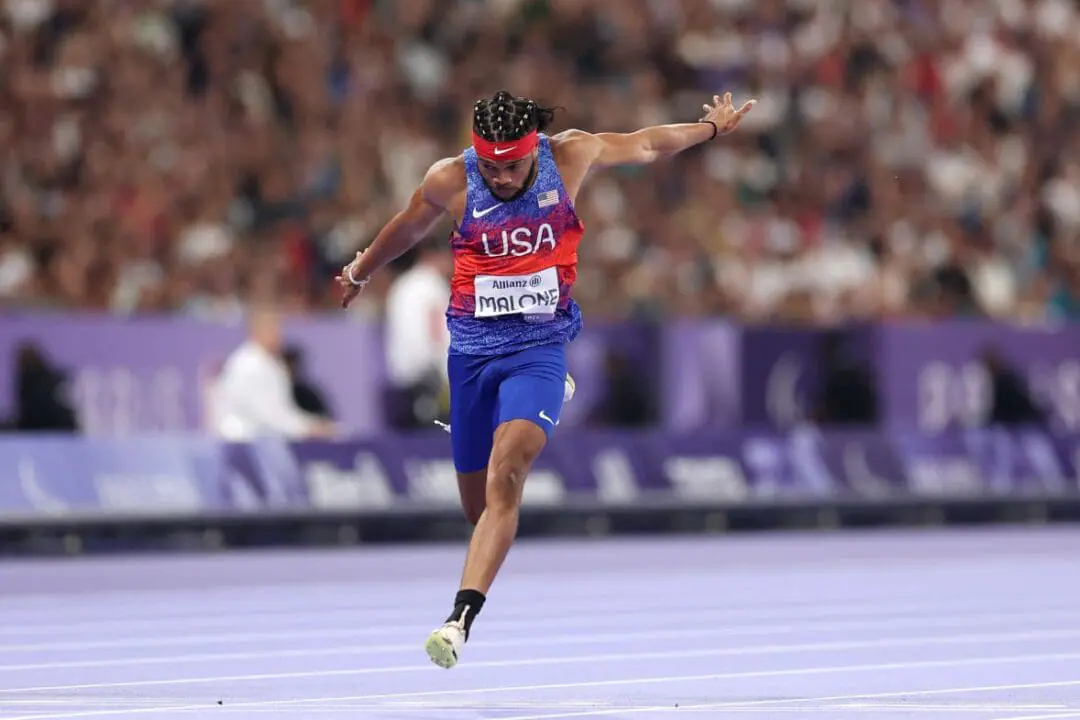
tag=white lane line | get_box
[1,609,1078,672]
[0,601,972,651]
[0,581,930,622]
[397,678,1080,720]
[3,653,1078,720]
[2,628,1077,693]
[989,713,1080,720]
[2,605,1077,662]
[3,595,1058,637]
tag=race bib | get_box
[474,267,560,318]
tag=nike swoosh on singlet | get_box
[472,204,502,218]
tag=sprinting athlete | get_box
[336,90,754,669]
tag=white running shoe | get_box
[424,619,466,669]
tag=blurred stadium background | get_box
[1,0,1079,554]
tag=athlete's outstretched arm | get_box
[336,159,456,308]
[574,92,755,169]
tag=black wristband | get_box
[699,119,718,140]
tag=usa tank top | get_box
[446,134,584,356]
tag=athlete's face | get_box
[478,151,536,200]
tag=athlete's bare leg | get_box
[425,419,547,668]
[456,470,487,526]
[459,419,545,592]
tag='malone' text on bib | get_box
[474,267,559,319]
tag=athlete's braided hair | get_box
[472,90,559,143]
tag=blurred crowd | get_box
[1,0,1079,325]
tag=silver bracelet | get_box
[346,265,369,287]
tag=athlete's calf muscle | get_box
[456,470,487,525]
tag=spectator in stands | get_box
[2,1,1079,327]
[208,308,335,440]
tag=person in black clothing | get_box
[10,342,79,433]
[589,349,654,427]
[282,345,333,421]
[979,346,1047,427]
[814,330,878,425]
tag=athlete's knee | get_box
[486,420,546,512]
[456,470,487,525]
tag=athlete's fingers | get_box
[341,287,359,309]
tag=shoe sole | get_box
[424,631,458,669]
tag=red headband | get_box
[471,130,538,162]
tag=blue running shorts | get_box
[447,342,567,474]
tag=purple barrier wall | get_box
[0,316,387,436]
[737,325,876,429]
[732,323,1080,434]
[1,315,1077,436]
[0,429,1076,518]
[660,320,741,430]
[877,323,1080,434]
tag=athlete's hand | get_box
[335,251,370,309]
[700,92,755,136]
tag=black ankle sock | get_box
[446,589,486,640]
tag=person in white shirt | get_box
[210,308,335,440]
[383,243,453,428]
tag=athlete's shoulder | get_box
[421,155,466,208]
[547,129,604,163]
[548,128,601,148]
